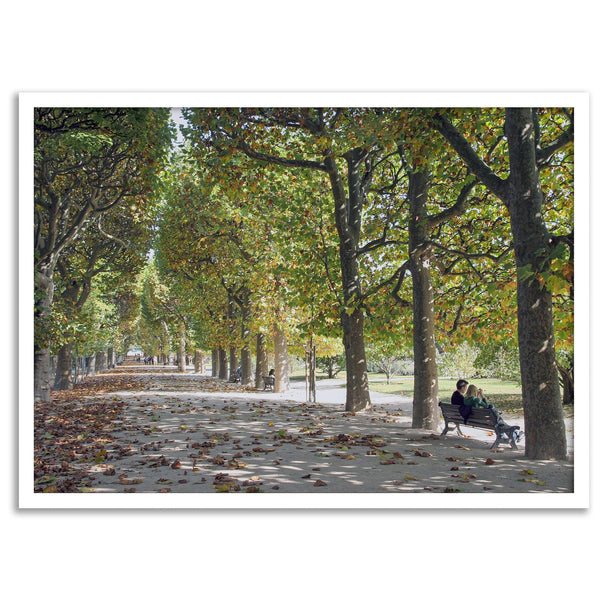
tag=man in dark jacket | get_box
[451,379,468,405]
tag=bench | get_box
[438,402,521,450]
[262,375,275,391]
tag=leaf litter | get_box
[34,368,573,494]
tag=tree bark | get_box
[229,347,239,377]
[177,324,186,372]
[96,351,107,373]
[34,266,55,402]
[325,152,371,412]
[273,324,290,393]
[194,349,204,373]
[504,108,567,459]
[218,348,228,380]
[240,296,253,386]
[86,354,96,376]
[305,338,316,402]
[408,171,440,430]
[557,365,574,405]
[54,343,74,390]
[255,333,269,389]
[211,349,219,378]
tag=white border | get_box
[19,92,590,510]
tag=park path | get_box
[34,364,575,500]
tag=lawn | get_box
[290,370,572,417]
[369,376,525,414]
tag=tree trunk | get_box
[34,266,55,402]
[218,348,228,380]
[305,339,316,402]
[255,333,269,389]
[408,170,440,430]
[557,365,574,405]
[325,152,371,412]
[54,343,74,390]
[178,324,186,373]
[194,349,204,373]
[505,108,567,460]
[273,324,290,393]
[86,355,96,376]
[240,293,253,385]
[96,351,107,373]
[211,349,219,378]
[229,347,239,378]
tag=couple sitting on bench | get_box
[451,379,524,445]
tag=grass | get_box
[290,370,573,417]
[369,376,526,414]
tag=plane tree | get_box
[34,107,171,401]
[432,107,574,459]
[182,107,423,412]
[51,197,156,388]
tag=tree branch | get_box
[431,112,508,201]
[236,139,328,172]
[535,108,574,167]
[428,177,478,228]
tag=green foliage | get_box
[34,107,172,358]
[438,342,480,379]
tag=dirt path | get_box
[33,366,575,502]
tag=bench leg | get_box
[440,422,450,437]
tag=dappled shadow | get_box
[36,368,574,494]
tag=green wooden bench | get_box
[438,402,522,450]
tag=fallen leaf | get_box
[413,449,432,457]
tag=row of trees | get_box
[147,107,572,460]
[34,108,173,397]
[33,105,574,461]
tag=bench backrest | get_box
[438,402,497,429]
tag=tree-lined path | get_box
[33,104,576,494]
[34,364,573,494]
